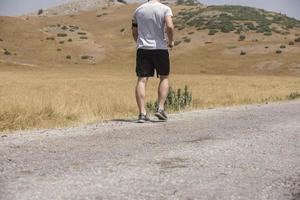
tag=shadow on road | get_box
[111,119,167,123]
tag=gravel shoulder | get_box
[0,100,300,200]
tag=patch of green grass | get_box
[146,85,192,113]
[287,92,300,100]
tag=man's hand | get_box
[168,41,174,49]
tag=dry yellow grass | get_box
[1,64,299,132]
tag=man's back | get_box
[132,1,173,50]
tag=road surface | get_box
[1,100,300,200]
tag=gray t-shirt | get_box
[132,1,173,50]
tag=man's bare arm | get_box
[165,15,174,48]
[132,26,138,42]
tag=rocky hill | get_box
[0,2,300,75]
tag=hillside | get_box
[0,2,300,75]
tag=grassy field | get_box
[1,64,299,132]
[0,3,300,132]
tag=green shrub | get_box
[288,92,300,100]
[183,38,191,43]
[240,50,246,55]
[3,48,11,55]
[81,55,92,60]
[276,50,282,54]
[66,55,71,59]
[61,26,68,30]
[264,32,272,36]
[295,37,300,42]
[80,36,88,39]
[59,41,64,44]
[120,28,125,32]
[146,85,192,113]
[280,45,286,49]
[265,46,269,48]
[57,33,67,37]
[46,37,55,40]
[57,48,62,51]
[239,35,246,41]
[68,38,72,42]
[38,9,43,15]
[78,32,86,35]
[188,31,194,35]
[174,41,182,46]
[288,41,294,45]
[208,29,218,35]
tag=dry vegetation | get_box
[0,3,300,132]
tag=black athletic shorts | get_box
[136,49,170,77]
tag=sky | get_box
[0,0,299,20]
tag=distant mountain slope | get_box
[27,0,125,16]
[0,3,300,75]
[174,5,300,36]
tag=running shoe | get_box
[154,108,168,121]
[137,113,150,123]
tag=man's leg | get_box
[135,77,149,115]
[158,75,169,110]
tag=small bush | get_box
[178,26,185,30]
[183,38,191,43]
[96,14,102,17]
[239,35,246,41]
[146,85,192,113]
[265,46,269,49]
[288,42,294,45]
[276,50,282,54]
[68,38,73,42]
[46,37,55,40]
[61,26,68,30]
[59,41,64,44]
[288,92,300,100]
[120,28,125,32]
[80,36,88,40]
[264,32,272,36]
[240,50,246,55]
[81,55,92,60]
[208,29,218,35]
[77,32,87,35]
[38,9,43,15]
[174,41,182,46]
[280,45,286,49]
[0,38,3,42]
[295,37,300,42]
[57,33,67,37]
[3,48,11,55]
[57,49,62,51]
[66,55,71,59]
[188,31,194,35]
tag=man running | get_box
[132,0,174,123]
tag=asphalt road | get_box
[1,100,300,200]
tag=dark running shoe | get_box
[138,113,150,123]
[155,109,168,121]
